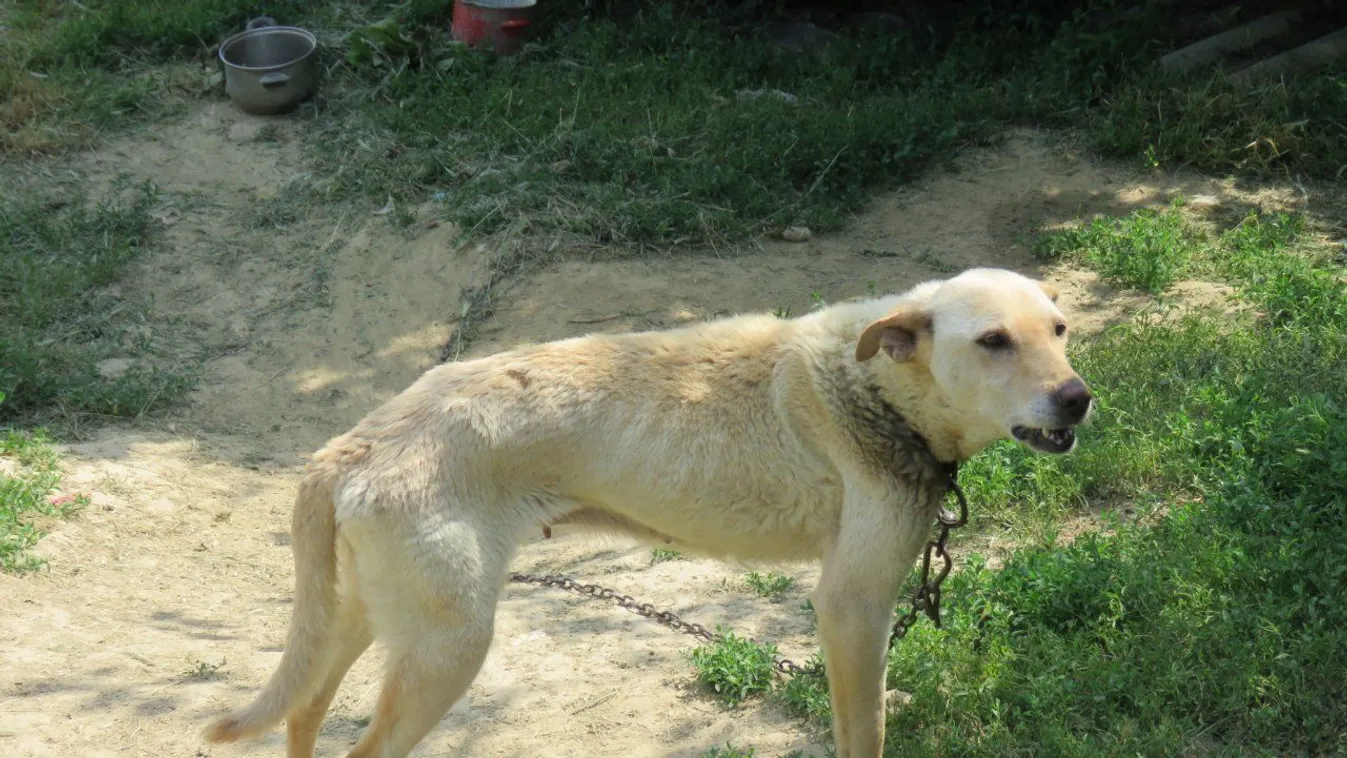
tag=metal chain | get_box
[510,464,968,679]
[507,571,820,676]
[889,464,969,643]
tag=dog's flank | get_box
[202,267,1090,758]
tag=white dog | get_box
[204,267,1091,758]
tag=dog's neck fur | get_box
[823,366,954,495]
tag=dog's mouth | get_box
[1011,425,1077,454]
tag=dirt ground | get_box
[0,103,1310,758]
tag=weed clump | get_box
[690,629,778,707]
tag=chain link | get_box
[511,464,968,679]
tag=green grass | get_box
[307,1,1347,246]
[2,2,188,153]
[689,628,779,707]
[181,657,228,681]
[777,658,831,725]
[9,1,1345,247]
[650,547,683,564]
[702,745,756,758]
[29,0,322,69]
[1034,198,1197,293]
[1086,70,1347,177]
[0,394,84,572]
[0,181,193,424]
[766,211,1347,756]
[744,571,796,598]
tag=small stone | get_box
[885,688,913,714]
[782,226,812,243]
[96,357,135,380]
[1188,194,1222,210]
[227,120,263,143]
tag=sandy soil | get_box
[0,104,1310,758]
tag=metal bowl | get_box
[218,19,319,115]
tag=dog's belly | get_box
[603,495,838,562]
[551,458,843,563]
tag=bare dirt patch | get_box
[0,113,1313,757]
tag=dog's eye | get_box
[1055,323,1067,337]
[977,332,1010,350]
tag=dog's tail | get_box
[202,464,340,744]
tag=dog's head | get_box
[856,268,1091,456]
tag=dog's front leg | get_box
[814,484,930,758]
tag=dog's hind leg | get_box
[285,538,373,758]
[342,512,512,758]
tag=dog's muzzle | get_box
[1011,378,1092,454]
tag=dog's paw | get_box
[201,715,243,743]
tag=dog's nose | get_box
[1054,378,1092,421]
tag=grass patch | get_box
[744,571,796,598]
[0,181,193,424]
[181,657,228,681]
[650,547,683,564]
[1087,70,1347,177]
[1034,198,1197,293]
[689,628,779,707]
[1033,195,1328,304]
[2,2,190,153]
[0,395,84,572]
[702,745,756,758]
[777,661,831,725]
[30,0,323,69]
[307,1,1346,246]
[1,58,174,154]
[317,29,987,246]
[9,1,1347,246]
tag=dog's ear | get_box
[1037,280,1060,303]
[856,306,929,362]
